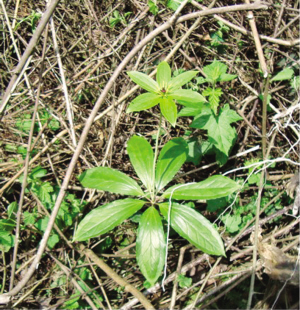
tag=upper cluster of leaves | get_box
[127,61,206,126]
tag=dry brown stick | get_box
[274,14,300,38]
[50,16,77,147]
[244,0,268,77]
[0,0,61,113]
[0,2,269,302]
[273,0,286,36]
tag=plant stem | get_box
[262,76,270,158]
[246,75,269,310]
[1,251,6,294]
[152,113,162,202]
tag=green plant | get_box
[73,61,241,286]
[15,110,60,134]
[73,135,240,286]
[208,21,230,52]
[148,1,159,15]
[127,61,206,126]
[179,61,241,165]
[208,160,283,234]
[0,202,17,252]
[109,10,132,28]
[14,10,42,33]
[18,166,86,249]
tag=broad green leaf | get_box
[167,0,185,10]
[191,104,242,156]
[271,67,294,82]
[136,207,166,286]
[178,105,203,117]
[178,274,192,288]
[159,202,225,256]
[30,166,47,179]
[186,137,202,165]
[219,73,237,82]
[48,233,60,249]
[195,76,207,85]
[202,87,222,115]
[160,97,177,127]
[7,201,18,219]
[169,89,206,105]
[127,93,160,112]
[38,182,53,204]
[35,217,49,232]
[290,75,300,91]
[0,231,15,252]
[163,175,240,200]
[155,137,188,192]
[23,211,37,226]
[221,214,241,233]
[157,61,171,88]
[169,71,198,90]
[0,219,15,232]
[74,199,145,241]
[203,60,227,84]
[78,167,144,196]
[148,0,158,15]
[127,135,154,192]
[127,71,159,93]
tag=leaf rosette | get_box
[127,61,206,126]
[74,135,240,286]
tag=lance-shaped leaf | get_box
[127,93,161,112]
[155,137,188,192]
[74,199,145,241]
[78,167,144,196]
[136,207,166,286]
[157,61,171,88]
[169,89,206,105]
[178,104,203,117]
[159,202,225,256]
[160,97,177,127]
[271,67,294,82]
[163,175,240,200]
[127,135,154,192]
[127,71,159,93]
[169,71,198,90]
